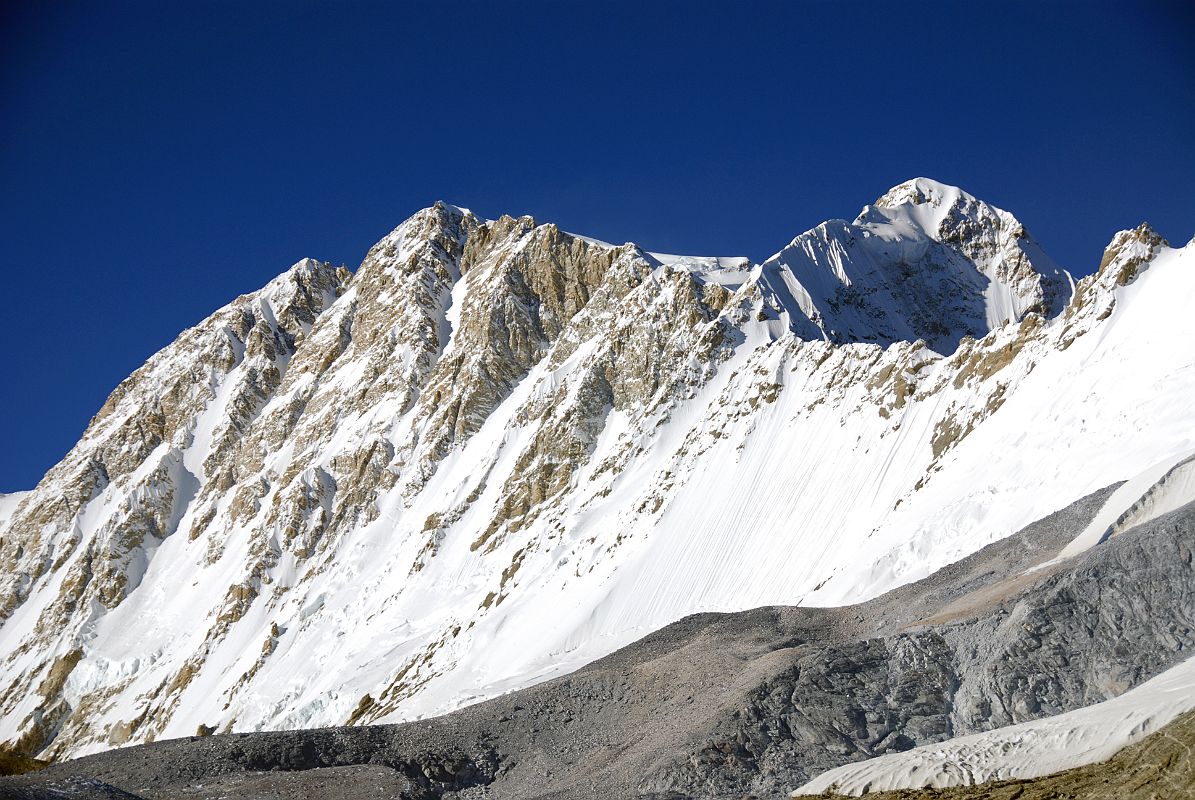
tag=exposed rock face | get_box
[0,180,1192,763]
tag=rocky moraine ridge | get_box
[0,178,1193,798]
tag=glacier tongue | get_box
[0,182,1192,760]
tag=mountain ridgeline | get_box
[0,178,1191,770]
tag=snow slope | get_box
[793,651,1195,796]
[0,182,1192,760]
[806,230,1195,608]
[0,493,29,529]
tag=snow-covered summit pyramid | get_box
[0,180,1191,761]
[759,177,1071,351]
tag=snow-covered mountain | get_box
[1,178,1191,761]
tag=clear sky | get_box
[1,0,1192,492]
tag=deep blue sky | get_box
[1,1,1192,492]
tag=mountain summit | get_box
[0,181,1191,762]
[761,177,1071,351]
